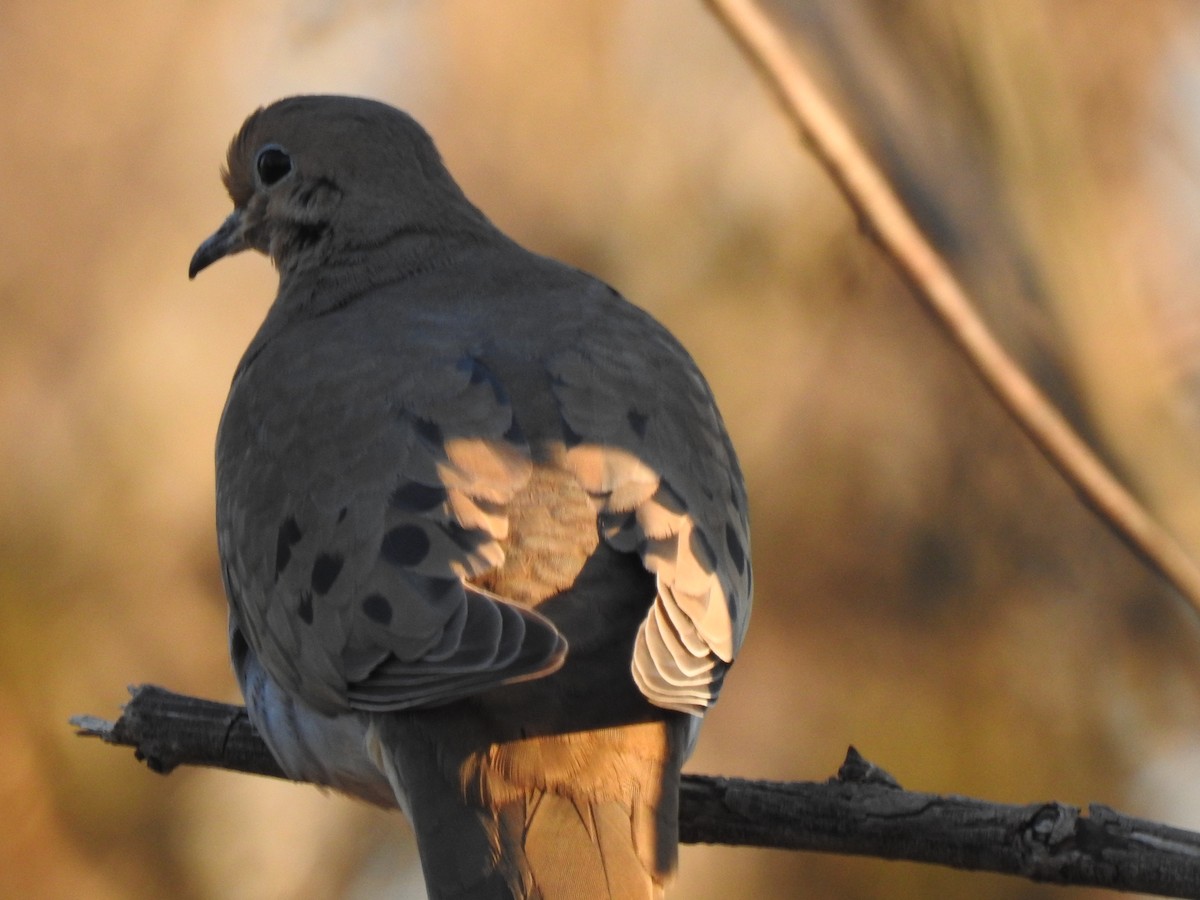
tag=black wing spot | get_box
[381,524,432,567]
[390,481,447,513]
[297,590,314,625]
[728,473,743,511]
[413,416,444,447]
[311,553,344,595]
[691,525,716,570]
[627,408,649,439]
[275,516,303,581]
[725,523,746,575]
[361,593,394,625]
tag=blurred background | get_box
[6,0,1200,896]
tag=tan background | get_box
[6,1,1200,896]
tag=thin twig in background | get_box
[701,0,1200,620]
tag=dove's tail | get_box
[375,713,686,900]
[487,780,677,900]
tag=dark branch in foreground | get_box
[73,686,1200,898]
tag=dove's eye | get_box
[255,145,293,187]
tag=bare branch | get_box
[74,686,1200,898]
[701,0,1200,620]
[72,685,284,779]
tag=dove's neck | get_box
[276,218,500,317]
[233,221,502,380]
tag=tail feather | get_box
[374,713,686,899]
[512,790,664,899]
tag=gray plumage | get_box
[192,95,751,899]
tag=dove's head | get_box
[189,95,490,281]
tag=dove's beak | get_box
[189,209,249,279]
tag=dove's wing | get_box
[543,288,752,716]
[217,313,566,716]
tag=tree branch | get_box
[73,686,1200,898]
[701,0,1200,620]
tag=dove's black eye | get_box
[255,145,293,187]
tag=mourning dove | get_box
[190,95,752,899]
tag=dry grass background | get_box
[6,1,1200,897]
